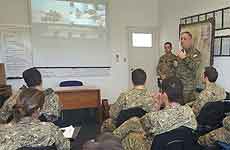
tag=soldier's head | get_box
[13,88,45,122]
[180,31,193,49]
[96,132,122,150]
[132,68,147,86]
[203,66,218,83]
[161,77,184,105]
[23,67,42,89]
[164,42,172,54]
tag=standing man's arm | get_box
[183,51,201,71]
[156,56,164,76]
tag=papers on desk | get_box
[60,125,81,139]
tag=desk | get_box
[54,86,102,123]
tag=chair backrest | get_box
[59,80,83,87]
[152,126,201,150]
[197,101,230,127]
[216,141,230,150]
[115,107,147,127]
[196,101,230,135]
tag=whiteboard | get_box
[0,24,111,78]
[31,24,111,67]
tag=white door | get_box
[127,27,159,92]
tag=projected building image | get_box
[32,0,106,27]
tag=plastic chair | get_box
[59,80,83,87]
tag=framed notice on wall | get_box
[0,25,33,78]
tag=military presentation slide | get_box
[32,0,106,27]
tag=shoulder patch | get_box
[193,54,198,58]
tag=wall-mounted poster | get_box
[179,18,215,88]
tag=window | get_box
[131,33,153,48]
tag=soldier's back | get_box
[0,117,70,150]
[140,104,197,136]
[120,88,155,112]
[193,83,226,115]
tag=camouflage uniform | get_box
[0,87,61,123]
[113,104,197,150]
[101,88,158,132]
[192,83,226,116]
[41,88,62,119]
[0,117,70,150]
[175,48,201,104]
[198,116,230,146]
[157,53,177,78]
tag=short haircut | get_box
[164,42,172,48]
[181,31,193,39]
[23,67,42,87]
[161,77,184,104]
[132,69,147,86]
[204,66,218,82]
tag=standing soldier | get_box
[157,42,177,79]
[175,31,201,104]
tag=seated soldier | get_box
[0,67,61,123]
[101,69,159,132]
[0,88,70,150]
[112,77,197,150]
[198,115,230,146]
[192,66,226,116]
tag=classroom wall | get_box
[159,0,230,91]
[0,0,159,103]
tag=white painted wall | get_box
[159,0,230,91]
[0,0,159,103]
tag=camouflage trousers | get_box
[122,132,151,150]
[198,127,230,146]
[183,90,196,104]
[183,82,197,104]
[113,117,152,150]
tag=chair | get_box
[59,80,83,87]
[216,141,230,150]
[115,107,147,128]
[196,101,230,135]
[152,126,201,150]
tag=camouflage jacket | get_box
[42,88,62,118]
[198,116,230,145]
[0,87,62,123]
[175,48,201,82]
[192,83,226,116]
[113,104,197,140]
[157,53,177,77]
[0,117,70,150]
[109,88,157,120]
[175,48,201,89]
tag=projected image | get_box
[32,0,106,27]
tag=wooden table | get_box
[54,86,102,123]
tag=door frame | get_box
[126,26,160,91]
